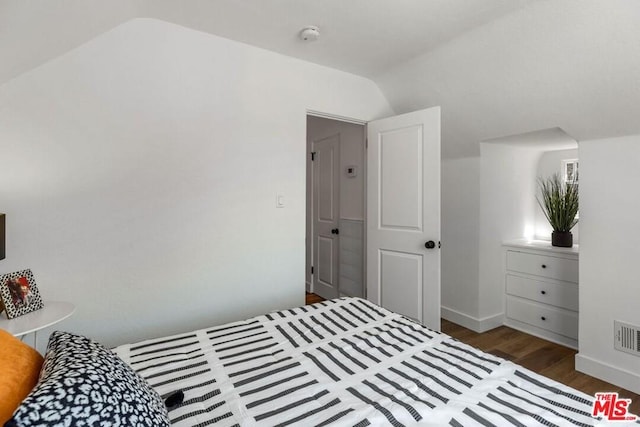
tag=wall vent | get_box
[614,320,640,356]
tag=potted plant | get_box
[537,173,579,247]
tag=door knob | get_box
[425,240,435,249]
[331,228,339,235]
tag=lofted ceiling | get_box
[2,0,640,158]
[0,0,535,86]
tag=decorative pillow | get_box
[0,330,44,425]
[6,331,170,427]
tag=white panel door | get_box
[367,107,441,330]
[313,134,340,299]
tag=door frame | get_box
[306,110,367,297]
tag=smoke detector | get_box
[299,26,320,42]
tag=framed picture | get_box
[0,269,44,319]
[563,159,579,184]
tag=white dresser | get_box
[503,239,579,348]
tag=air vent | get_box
[614,321,640,356]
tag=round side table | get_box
[0,301,75,348]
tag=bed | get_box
[4,297,638,426]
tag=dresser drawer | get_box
[506,274,578,311]
[506,296,578,339]
[506,250,578,283]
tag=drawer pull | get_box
[541,290,547,295]
[541,316,546,321]
[541,264,547,269]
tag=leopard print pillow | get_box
[6,331,170,427]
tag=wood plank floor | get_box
[305,292,639,415]
[305,292,326,305]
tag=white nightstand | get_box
[0,301,75,348]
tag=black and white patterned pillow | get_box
[6,331,170,427]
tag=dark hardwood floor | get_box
[442,319,639,415]
[305,292,326,305]
[305,292,639,415]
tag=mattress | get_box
[114,297,633,426]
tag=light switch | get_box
[276,194,285,208]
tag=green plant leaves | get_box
[536,173,579,232]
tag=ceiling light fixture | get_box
[299,26,320,42]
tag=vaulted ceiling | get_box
[0,0,533,85]
[2,0,640,157]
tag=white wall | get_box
[478,143,541,327]
[372,0,635,335]
[441,157,481,323]
[374,0,640,159]
[576,135,640,394]
[535,149,580,242]
[443,140,553,332]
[443,141,544,332]
[0,18,392,350]
[305,116,366,289]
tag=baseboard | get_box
[305,281,311,293]
[575,353,640,394]
[441,306,503,333]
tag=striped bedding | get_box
[114,297,627,426]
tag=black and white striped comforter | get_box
[114,297,617,426]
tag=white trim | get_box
[441,306,503,333]
[340,216,365,222]
[575,353,640,394]
[307,120,315,297]
[307,110,367,125]
[505,318,577,349]
[307,113,367,301]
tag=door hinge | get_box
[311,152,317,161]
[311,266,314,275]
[365,139,368,149]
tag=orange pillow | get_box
[0,329,44,424]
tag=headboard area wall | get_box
[0,18,393,351]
